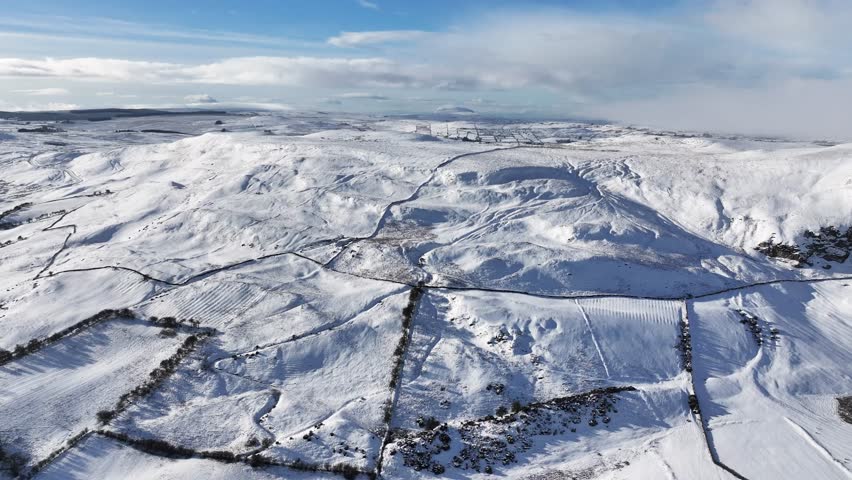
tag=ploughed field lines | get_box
[0,311,211,478]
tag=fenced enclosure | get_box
[448,125,544,145]
[414,124,432,136]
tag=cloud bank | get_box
[12,87,69,96]
[338,92,389,100]
[184,93,217,103]
[1,1,851,137]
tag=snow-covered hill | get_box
[0,112,849,479]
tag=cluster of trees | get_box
[0,310,211,368]
[678,318,693,372]
[0,235,26,248]
[0,202,32,230]
[25,429,92,479]
[100,430,203,459]
[382,399,394,424]
[388,284,424,389]
[736,310,764,346]
[96,332,210,426]
[0,308,135,367]
[148,316,201,329]
[838,396,852,425]
[0,442,27,477]
[102,430,370,480]
[17,125,65,133]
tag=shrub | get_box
[329,463,361,480]
[202,450,238,463]
[688,394,700,414]
[417,416,440,430]
[160,317,178,328]
[96,409,116,424]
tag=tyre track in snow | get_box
[575,299,611,379]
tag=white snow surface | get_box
[0,112,849,479]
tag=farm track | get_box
[39,248,852,304]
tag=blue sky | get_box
[1,0,851,138]
[1,1,680,36]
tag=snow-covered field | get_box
[0,111,850,479]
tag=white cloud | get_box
[184,93,217,103]
[12,87,69,96]
[5,4,848,97]
[0,57,181,81]
[583,76,852,140]
[338,92,388,100]
[357,0,379,10]
[182,56,422,87]
[706,0,852,55]
[0,57,412,87]
[2,4,849,98]
[327,30,427,47]
[95,91,138,98]
[200,101,291,111]
[0,101,79,111]
[2,1,852,137]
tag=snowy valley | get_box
[0,111,850,480]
